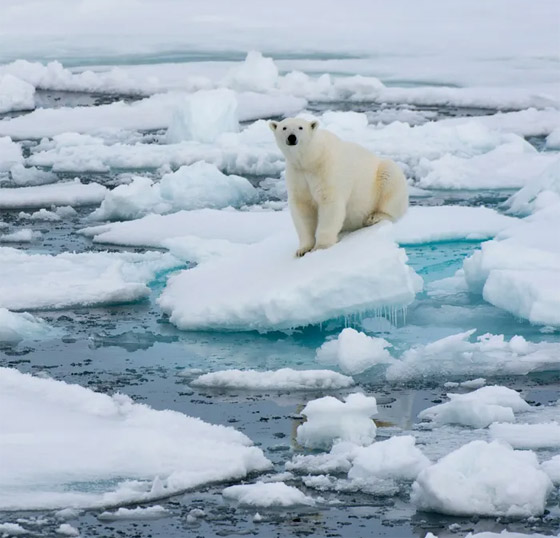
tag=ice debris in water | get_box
[222,482,314,508]
[296,393,378,450]
[489,422,560,449]
[0,73,35,114]
[0,308,54,343]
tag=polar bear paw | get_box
[295,244,314,257]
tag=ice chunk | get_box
[18,208,61,222]
[166,89,239,144]
[286,441,359,475]
[489,422,560,449]
[0,137,22,171]
[8,164,58,187]
[542,455,560,485]
[386,331,560,382]
[348,435,430,481]
[0,179,106,209]
[546,128,560,149]
[0,367,271,510]
[316,328,393,375]
[222,51,279,92]
[0,247,180,311]
[222,482,314,508]
[92,163,256,221]
[296,393,378,450]
[98,506,168,521]
[0,523,27,536]
[412,440,553,517]
[0,308,54,343]
[158,226,421,332]
[0,74,34,114]
[418,386,530,429]
[55,524,79,537]
[0,229,41,243]
[191,368,354,391]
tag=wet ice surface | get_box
[1,55,560,537]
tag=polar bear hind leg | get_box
[364,160,408,226]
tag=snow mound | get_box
[386,330,560,382]
[348,435,430,481]
[166,88,239,144]
[222,51,279,92]
[0,74,35,114]
[158,226,421,332]
[489,422,560,449]
[0,179,106,209]
[92,162,256,221]
[222,482,314,508]
[0,308,54,343]
[418,386,530,429]
[191,368,354,391]
[412,440,553,517]
[0,367,271,510]
[297,393,378,450]
[0,247,180,311]
[316,328,393,375]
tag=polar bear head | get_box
[269,118,319,157]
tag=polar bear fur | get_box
[270,117,408,257]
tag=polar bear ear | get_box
[310,120,319,131]
[269,121,278,131]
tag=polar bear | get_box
[270,117,408,257]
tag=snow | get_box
[542,455,560,485]
[190,368,354,391]
[0,180,106,209]
[92,163,256,221]
[0,308,54,343]
[0,247,180,311]
[489,422,560,449]
[316,328,393,375]
[0,74,34,114]
[158,226,421,332]
[223,51,279,92]
[222,482,314,508]
[386,331,560,382]
[347,436,430,482]
[98,506,169,521]
[55,524,79,537]
[0,137,22,171]
[0,229,41,243]
[166,89,238,144]
[296,393,378,450]
[547,128,560,149]
[412,440,553,517]
[0,367,271,510]
[418,386,531,429]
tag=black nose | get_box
[287,134,297,145]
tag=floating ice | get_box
[386,331,560,382]
[158,226,421,332]
[0,73,35,114]
[297,393,378,450]
[222,51,279,92]
[0,137,22,171]
[94,163,256,221]
[191,368,354,391]
[547,128,560,149]
[0,523,27,536]
[412,440,553,517]
[286,441,358,475]
[166,89,239,144]
[0,367,271,510]
[0,179,106,209]
[18,208,61,221]
[98,506,169,521]
[348,435,430,482]
[418,386,530,429]
[489,422,560,449]
[8,164,57,187]
[542,455,560,485]
[316,328,393,375]
[0,229,41,243]
[0,308,54,343]
[55,524,79,537]
[0,247,181,311]
[222,482,314,508]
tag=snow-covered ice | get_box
[91,162,256,221]
[0,229,41,243]
[158,226,421,332]
[190,368,354,391]
[7,164,57,187]
[412,440,553,517]
[489,422,560,449]
[316,328,394,375]
[0,137,22,171]
[0,367,271,510]
[0,74,35,114]
[222,482,314,508]
[97,506,169,521]
[542,455,560,485]
[296,393,378,450]
[0,248,180,311]
[0,308,54,343]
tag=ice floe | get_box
[0,367,271,510]
[0,74,35,114]
[190,368,354,391]
[0,229,41,243]
[97,506,169,521]
[412,440,553,517]
[222,482,314,508]
[0,137,22,171]
[489,422,560,449]
[296,393,378,450]
[0,308,54,343]
[0,248,180,310]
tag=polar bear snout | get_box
[286,133,298,146]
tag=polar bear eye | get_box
[282,127,287,131]
[298,126,303,130]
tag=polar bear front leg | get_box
[314,201,346,250]
[290,198,317,257]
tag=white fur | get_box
[270,118,409,256]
